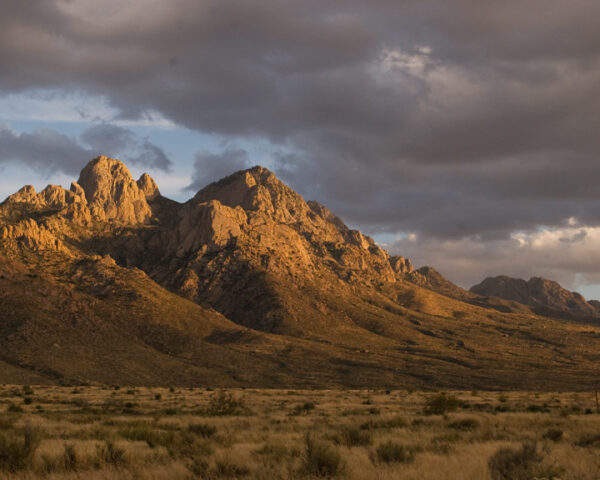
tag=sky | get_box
[1,0,600,298]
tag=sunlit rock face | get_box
[77,155,154,224]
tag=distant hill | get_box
[1,155,600,390]
[470,275,599,319]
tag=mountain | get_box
[1,156,600,389]
[470,275,599,319]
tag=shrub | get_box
[62,443,78,471]
[96,441,126,468]
[488,443,542,480]
[0,426,41,472]
[448,418,479,431]
[526,404,549,413]
[214,457,251,477]
[21,386,34,396]
[542,428,563,442]
[188,423,217,438]
[337,426,372,446]
[0,417,15,430]
[6,404,22,413]
[188,456,209,476]
[303,434,344,477]
[429,433,460,455]
[253,443,289,462]
[205,391,246,416]
[379,415,407,429]
[292,401,316,415]
[119,425,173,448]
[374,441,414,464]
[575,433,600,447]
[424,393,461,415]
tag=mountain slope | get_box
[1,156,600,389]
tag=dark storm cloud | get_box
[2,0,600,243]
[186,149,251,191]
[0,123,172,175]
[127,140,172,171]
[81,124,172,171]
[0,126,89,175]
[80,124,136,156]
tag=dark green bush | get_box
[188,423,217,438]
[62,443,78,471]
[542,428,563,442]
[526,404,549,413]
[337,426,372,446]
[214,457,251,477]
[96,441,126,467]
[303,434,344,477]
[205,391,246,416]
[424,393,461,415]
[575,433,600,447]
[0,426,41,472]
[0,417,15,430]
[488,443,542,480]
[119,425,173,448]
[374,441,414,464]
[448,418,479,431]
[292,401,316,415]
[6,404,22,413]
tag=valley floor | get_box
[0,386,599,479]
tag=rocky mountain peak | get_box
[470,275,598,317]
[137,173,160,200]
[192,166,308,224]
[77,156,152,224]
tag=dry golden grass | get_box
[1,385,599,479]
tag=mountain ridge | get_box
[470,275,599,319]
[1,155,600,389]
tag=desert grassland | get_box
[1,386,600,479]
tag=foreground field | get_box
[1,386,600,479]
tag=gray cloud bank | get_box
[2,0,600,288]
[0,123,172,174]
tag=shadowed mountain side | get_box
[1,156,600,389]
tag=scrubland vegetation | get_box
[1,385,599,479]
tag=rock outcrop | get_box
[470,275,599,317]
[77,156,153,224]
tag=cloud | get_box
[127,140,172,171]
[186,148,251,191]
[0,123,172,175]
[388,221,600,295]
[80,123,136,156]
[0,126,89,174]
[2,0,600,287]
[2,0,599,235]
